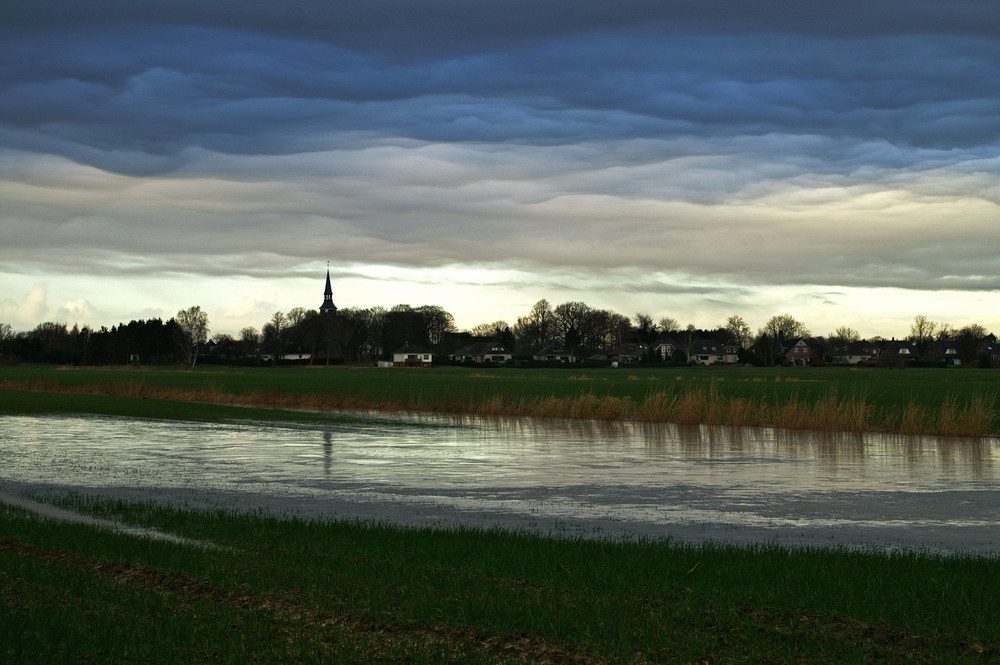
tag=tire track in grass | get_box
[0,493,218,549]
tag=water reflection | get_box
[2,413,998,553]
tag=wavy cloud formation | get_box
[2,2,999,332]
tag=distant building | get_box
[878,339,917,367]
[924,340,962,366]
[689,339,723,365]
[611,341,648,364]
[652,338,680,361]
[688,339,741,365]
[393,344,433,367]
[783,339,813,366]
[828,341,877,365]
[533,343,577,363]
[319,267,337,314]
[450,339,513,364]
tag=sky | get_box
[3,1,1000,339]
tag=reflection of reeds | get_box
[3,377,996,437]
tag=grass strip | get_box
[2,496,998,663]
[0,387,431,429]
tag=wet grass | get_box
[2,364,1000,436]
[2,495,998,664]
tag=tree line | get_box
[1,300,995,367]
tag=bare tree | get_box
[0,322,12,354]
[608,313,633,349]
[286,307,310,328]
[724,314,753,349]
[337,306,387,360]
[469,321,511,337]
[756,314,809,366]
[416,305,456,346]
[634,312,656,343]
[657,316,679,335]
[263,311,286,362]
[175,306,209,367]
[956,324,990,365]
[238,326,260,359]
[514,299,557,353]
[682,324,697,357]
[935,323,955,341]
[827,326,861,348]
[555,301,592,353]
[908,315,937,354]
[364,307,387,358]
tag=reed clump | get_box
[898,400,928,435]
[703,386,733,425]
[567,393,601,419]
[637,390,674,422]
[773,396,811,430]
[934,395,995,437]
[595,396,634,420]
[723,397,760,427]
[672,390,706,426]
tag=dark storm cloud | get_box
[4,3,999,172]
[3,0,1000,313]
[8,1,1000,49]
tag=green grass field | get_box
[3,495,998,664]
[3,367,1000,662]
[3,364,1000,435]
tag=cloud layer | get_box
[2,2,999,333]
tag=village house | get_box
[532,343,577,363]
[828,341,877,365]
[878,339,918,366]
[923,340,962,366]
[980,342,1000,367]
[652,338,680,361]
[392,343,433,367]
[281,342,311,362]
[688,340,721,365]
[611,341,648,365]
[721,342,740,363]
[450,339,513,364]
[687,339,739,365]
[783,339,813,366]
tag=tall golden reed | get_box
[3,377,996,437]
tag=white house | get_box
[689,339,723,365]
[392,344,433,367]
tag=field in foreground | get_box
[2,364,1000,436]
[2,495,998,664]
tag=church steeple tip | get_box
[319,262,337,313]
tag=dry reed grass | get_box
[637,391,673,422]
[4,377,997,438]
[898,400,928,435]
[723,398,760,428]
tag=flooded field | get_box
[1,413,998,553]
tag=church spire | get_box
[319,262,337,313]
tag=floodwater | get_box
[1,412,998,553]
